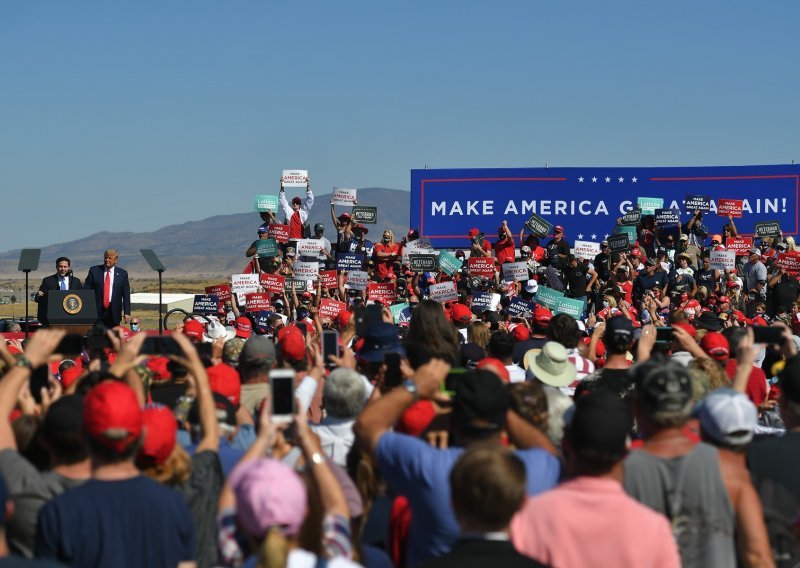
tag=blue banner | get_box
[410,165,800,249]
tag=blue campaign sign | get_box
[410,165,800,249]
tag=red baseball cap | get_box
[235,316,252,339]
[334,310,352,329]
[672,322,697,338]
[60,366,83,389]
[279,327,306,361]
[138,405,177,467]
[700,331,730,361]
[510,324,531,342]
[533,307,553,326]
[630,248,641,257]
[467,228,480,238]
[147,356,171,383]
[291,196,302,205]
[396,400,436,437]
[450,303,472,324]
[718,296,731,304]
[208,363,242,407]
[183,319,205,342]
[476,358,511,382]
[726,281,740,289]
[554,225,564,233]
[83,381,143,453]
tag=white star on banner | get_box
[605,177,611,183]
[604,234,610,239]
[618,177,624,183]
[632,177,638,183]
[591,234,597,240]
[577,233,584,239]
[592,177,598,183]
[578,177,584,183]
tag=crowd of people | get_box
[1,184,800,568]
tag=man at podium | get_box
[34,257,83,326]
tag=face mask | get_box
[602,301,609,308]
[131,324,140,332]
[681,293,688,302]
[383,237,390,243]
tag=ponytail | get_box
[258,527,289,568]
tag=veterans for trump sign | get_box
[410,165,800,249]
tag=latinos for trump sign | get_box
[410,165,800,249]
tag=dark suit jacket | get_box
[34,274,83,324]
[422,539,548,568]
[84,265,131,326]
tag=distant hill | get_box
[0,187,410,278]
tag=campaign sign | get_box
[607,233,630,253]
[685,195,711,212]
[409,254,437,272]
[331,187,357,206]
[390,302,412,324]
[259,273,285,294]
[205,284,231,303]
[621,209,641,225]
[506,297,535,318]
[193,294,219,315]
[293,261,319,281]
[254,194,279,212]
[345,271,369,291]
[777,252,800,273]
[471,291,493,314]
[296,239,321,258]
[282,169,308,187]
[555,297,585,320]
[319,270,338,289]
[574,240,601,260]
[468,257,496,277]
[717,199,743,218]
[755,221,781,239]
[637,197,664,215]
[654,208,681,227]
[617,225,637,245]
[709,250,735,271]
[536,287,564,309]
[727,237,753,256]
[268,224,290,244]
[502,262,529,282]
[429,281,458,303]
[438,251,463,276]
[319,299,347,319]
[352,206,377,224]
[245,293,272,312]
[232,274,260,296]
[368,282,396,303]
[283,277,308,293]
[402,239,435,264]
[256,238,278,257]
[524,213,552,237]
[336,253,365,271]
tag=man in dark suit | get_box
[34,257,83,326]
[84,249,131,328]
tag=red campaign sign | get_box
[367,282,396,303]
[268,224,290,244]
[726,237,753,256]
[259,273,286,294]
[468,257,496,277]
[245,293,272,311]
[777,252,800,273]
[717,199,743,218]
[319,298,347,319]
[205,284,231,303]
[319,270,339,289]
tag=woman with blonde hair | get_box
[373,229,399,283]
[467,321,490,350]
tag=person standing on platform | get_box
[84,249,131,328]
[34,257,82,326]
[279,176,314,242]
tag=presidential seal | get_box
[63,294,82,315]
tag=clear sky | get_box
[1,1,798,252]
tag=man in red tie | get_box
[84,249,131,328]
[278,176,314,242]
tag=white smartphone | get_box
[269,369,295,424]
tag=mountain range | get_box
[0,188,410,278]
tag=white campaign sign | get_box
[501,262,529,282]
[429,281,458,303]
[573,240,601,260]
[710,250,735,271]
[293,260,319,281]
[282,169,309,187]
[231,274,260,295]
[331,187,358,206]
[296,239,322,257]
[345,270,369,290]
[402,239,435,264]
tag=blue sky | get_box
[1,1,798,252]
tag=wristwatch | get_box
[402,379,419,402]
[310,452,325,466]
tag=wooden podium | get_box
[47,290,98,336]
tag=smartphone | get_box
[442,368,466,396]
[270,369,295,424]
[384,352,402,389]
[753,326,784,344]
[85,326,112,350]
[56,334,83,355]
[354,305,367,336]
[141,336,182,356]
[655,327,674,343]
[30,364,49,404]
[367,304,384,327]
[322,329,339,369]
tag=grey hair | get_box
[543,386,574,448]
[323,368,367,419]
